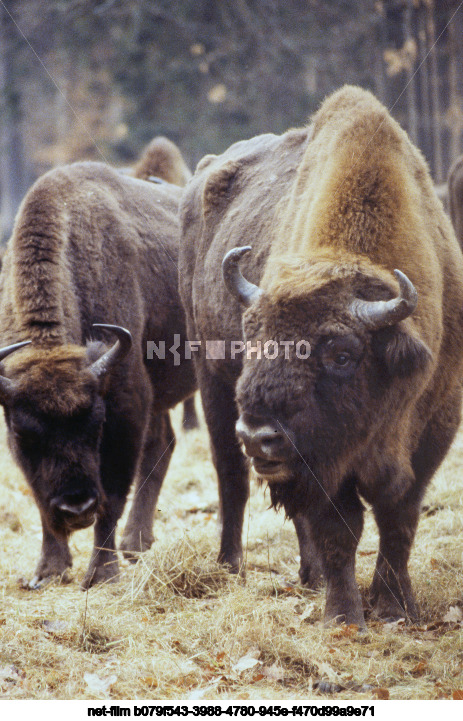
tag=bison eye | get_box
[10,415,45,450]
[334,353,351,366]
[319,334,364,379]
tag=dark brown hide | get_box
[131,137,198,431]
[179,86,463,627]
[0,161,196,588]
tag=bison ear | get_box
[373,325,432,377]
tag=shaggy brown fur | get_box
[179,86,463,627]
[131,136,192,186]
[0,161,196,589]
[131,136,198,431]
[449,153,463,251]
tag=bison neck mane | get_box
[262,86,430,292]
[8,174,81,345]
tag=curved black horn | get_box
[222,246,261,307]
[0,340,31,403]
[350,269,418,330]
[90,324,132,379]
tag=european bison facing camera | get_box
[179,85,463,627]
[0,161,196,589]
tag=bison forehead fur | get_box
[179,84,463,627]
[3,345,99,416]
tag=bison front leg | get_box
[120,411,175,559]
[292,514,323,588]
[29,513,72,589]
[82,412,145,589]
[198,364,249,573]
[369,494,420,622]
[81,495,125,589]
[309,479,365,628]
[369,393,463,622]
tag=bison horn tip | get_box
[222,246,261,307]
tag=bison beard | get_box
[267,464,327,519]
[179,85,463,628]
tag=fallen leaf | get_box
[43,619,71,634]
[294,601,316,622]
[261,663,285,682]
[329,624,359,640]
[373,687,390,700]
[84,672,117,697]
[453,690,463,700]
[232,652,262,674]
[383,618,406,632]
[0,666,23,683]
[411,661,427,677]
[443,606,463,624]
[141,677,158,688]
[316,662,339,683]
[188,676,226,699]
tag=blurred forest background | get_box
[1,0,462,242]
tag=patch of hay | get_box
[126,533,233,602]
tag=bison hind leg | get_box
[182,395,199,431]
[119,412,175,562]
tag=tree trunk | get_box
[417,5,432,166]
[0,6,28,243]
[404,0,418,144]
[426,0,444,182]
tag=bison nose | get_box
[236,414,291,460]
[51,493,98,516]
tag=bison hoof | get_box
[218,552,244,576]
[299,564,323,590]
[119,533,154,562]
[25,569,72,591]
[370,598,418,624]
[324,601,366,629]
[324,613,366,630]
[81,562,120,590]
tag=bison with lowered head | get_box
[179,85,463,627]
[0,161,196,588]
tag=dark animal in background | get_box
[131,136,198,431]
[449,153,463,251]
[0,161,196,588]
[179,85,463,627]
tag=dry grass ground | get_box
[0,396,462,701]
